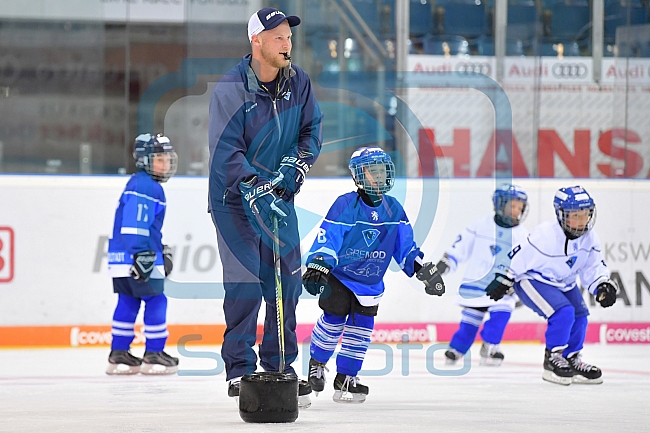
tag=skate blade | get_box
[572,375,603,385]
[140,363,178,375]
[106,363,140,375]
[445,358,458,366]
[479,357,503,367]
[542,370,572,386]
[298,395,312,409]
[332,390,366,404]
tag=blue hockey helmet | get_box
[133,133,178,183]
[493,184,528,227]
[553,185,596,238]
[349,147,395,194]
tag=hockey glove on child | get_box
[596,280,618,308]
[302,256,331,296]
[130,250,157,282]
[240,176,291,231]
[271,153,313,196]
[163,244,173,276]
[416,262,446,296]
[485,273,514,301]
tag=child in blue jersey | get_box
[302,147,446,403]
[105,133,180,375]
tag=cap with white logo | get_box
[247,7,301,42]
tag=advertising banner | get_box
[0,176,648,347]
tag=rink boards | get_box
[0,175,648,347]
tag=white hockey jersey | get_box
[508,220,609,295]
[445,215,528,308]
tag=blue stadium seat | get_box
[422,34,469,55]
[508,2,538,25]
[550,3,591,39]
[443,1,488,38]
[410,0,434,36]
[604,1,649,39]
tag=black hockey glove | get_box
[435,256,451,276]
[163,244,173,276]
[130,250,157,282]
[271,153,313,195]
[302,256,331,296]
[416,262,446,296]
[596,280,618,308]
[485,273,514,301]
[240,176,291,231]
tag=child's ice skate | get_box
[106,350,142,375]
[308,358,329,396]
[444,348,463,365]
[140,350,179,375]
[567,352,603,384]
[542,349,573,386]
[332,373,368,404]
[479,343,505,366]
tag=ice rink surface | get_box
[1,343,648,433]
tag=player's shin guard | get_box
[447,308,485,363]
[310,313,346,365]
[140,294,175,374]
[111,294,140,351]
[335,314,373,377]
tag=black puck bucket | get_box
[238,372,299,423]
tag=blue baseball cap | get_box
[248,7,300,42]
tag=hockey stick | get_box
[273,215,286,373]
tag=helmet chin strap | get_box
[357,188,382,206]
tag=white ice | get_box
[0,343,648,433]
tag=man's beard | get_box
[260,44,290,69]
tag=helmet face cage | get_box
[348,147,395,194]
[493,184,528,226]
[553,186,596,238]
[133,133,178,183]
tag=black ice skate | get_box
[106,349,142,375]
[542,349,573,386]
[333,373,368,404]
[140,350,179,375]
[567,352,603,384]
[479,343,505,366]
[308,358,329,395]
[444,348,463,365]
[298,379,313,409]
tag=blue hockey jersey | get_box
[306,191,423,306]
[108,171,166,279]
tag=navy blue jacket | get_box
[208,54,323,214]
